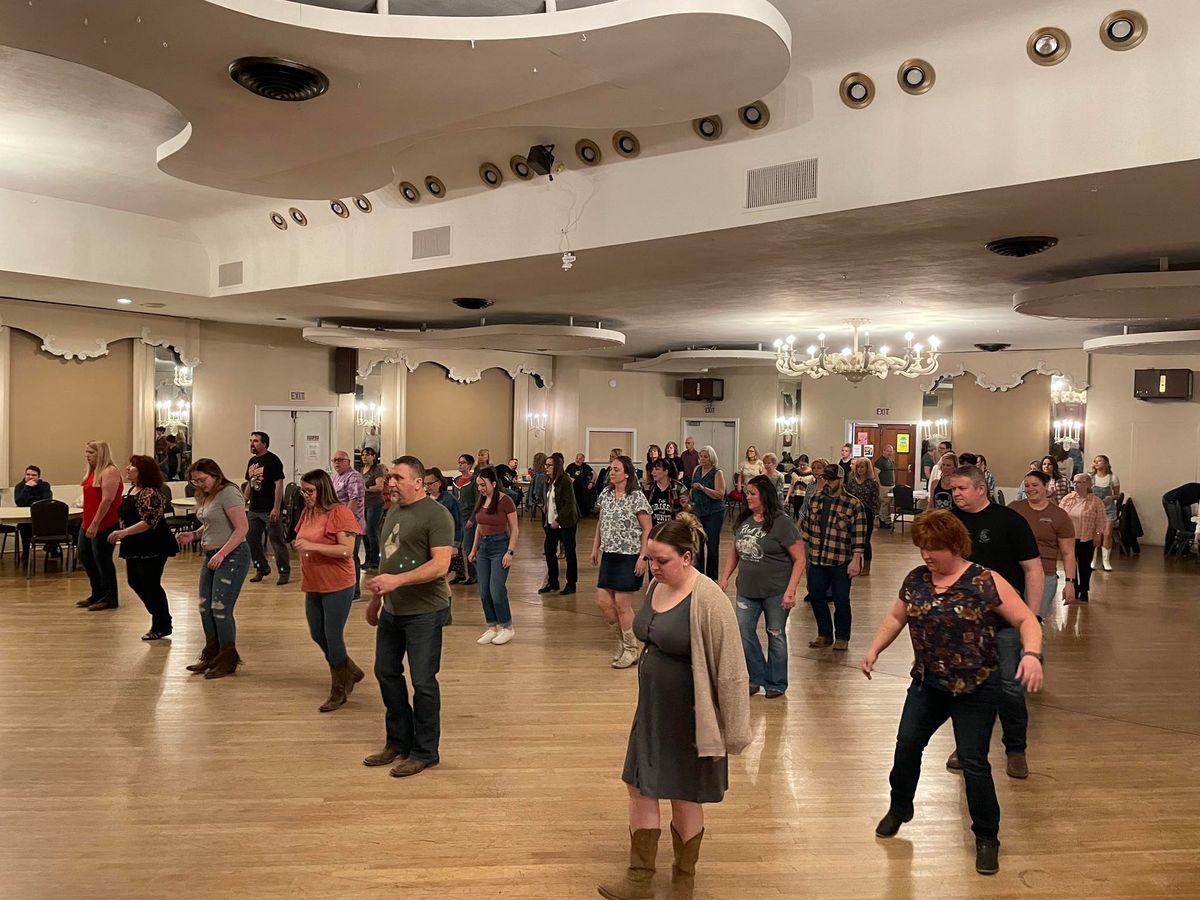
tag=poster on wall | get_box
[864,444,875,457]
[896,433,910,453]
[856,431,869,445]
[304,436,322,464]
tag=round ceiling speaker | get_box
[1027,27,1071,65]
[479,162,503,188]
[423,176,446,198]
[575,139,601,166]
[984,236,1059,258]
[270,211,288,230]
[692,115,723,141]
[897,59,935,94]
[353,195,372,213]
[330,199,349,218]
[228,57,329,102]
[839,72,875,109]
[398,181,420,203]
[612,130,641,158]
[510,155,533,180]
[1100,10,1147,50]
[738,100,770,130]
[288,207,307,226]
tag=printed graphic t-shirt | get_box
[734,514,800,599]
[245,451,285,514]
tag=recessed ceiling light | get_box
[116,298,133,305]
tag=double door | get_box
[681,419,738,483]
[851,422,916,487]
[256,407,336,485]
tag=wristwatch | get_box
[1022,650,1044,663]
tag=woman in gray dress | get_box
[598,514,751,900]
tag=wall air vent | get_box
[747,158,818,209]
[412,225,452,260]
[217,260,244,287]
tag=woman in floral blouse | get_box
[860,509,1043,877]
[592,455,653,669]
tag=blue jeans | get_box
[1037,573,1058,620]
[889,673,1002,838]
[78,523,119,605]
[305,586,356,665]
[375,607,449,764]
[735,593,790,692]
[198,543,251,645]
[807,562,852,641]
[363,505,383,568]
[476,533,513,626]
[995,626,1028,754]
[695,511,724,579]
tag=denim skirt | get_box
[598,552,643,592]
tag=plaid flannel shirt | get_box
[1060,492,1106,542]
[799,489,866,566]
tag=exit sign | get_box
[876,407,890,416]
[290,391,306,401]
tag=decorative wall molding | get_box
[359,348,553,388]
[918,350,1088,393]
[0,299,202,365]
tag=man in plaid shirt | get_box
[799,464,866,651]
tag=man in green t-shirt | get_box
[876,445,897,528]
[362,455,454,778]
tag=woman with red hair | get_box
[109,455,177,639]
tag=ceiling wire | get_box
[554,170,599,254]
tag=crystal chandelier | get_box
[355,402,381,429]
[774,319,940,384]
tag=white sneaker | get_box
[492,627,515,646]
[477,629,498,645]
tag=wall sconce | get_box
[173,365,193,388]
[527,412,548,440]
[920,418,950,443]
[1053,418,1082,444]
[356,402,381,429]
[775,415,797,437]
[156,399,190,428]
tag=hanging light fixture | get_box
[775,416,798,437]
[1053,418,1083,444]
[775,319,940,383]
[920,418,951,444]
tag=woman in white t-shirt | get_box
[737,446,765,494]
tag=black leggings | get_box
[1074,540,1096,599]
[126,556,172,633]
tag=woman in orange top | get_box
[293,468,363,712]
[76,440,124,611]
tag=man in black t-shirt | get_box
[566,453,595,517]
[951,465,1043,779]
[245,431,291,585]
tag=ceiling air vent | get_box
[228,57,329,102]
[984,236,1058,258]
[412,225,452,260]
[217,260,243,287]
[747,158,818,209]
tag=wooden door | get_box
[880,424,915,487]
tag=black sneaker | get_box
[975,838,1000,875]
[250,570,268,583]
[537,584,559,594]
[559,584,576,596]
[874,809,912,838]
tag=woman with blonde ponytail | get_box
[598,512,750,900]
[76,440,124,611]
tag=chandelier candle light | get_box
[774,319,940,384]
[356,402,381,429]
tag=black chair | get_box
[0,520,17,561]
[995,488,1007,507]
[26,499,75,578]
[1164,499,1197,558]
[892,484,920,534]
[162,483,198,539]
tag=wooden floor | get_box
[1,520,1198,899]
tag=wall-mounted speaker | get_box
[334,347,357,395]
[680,378,724,401]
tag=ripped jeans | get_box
[735,593,790,693]
[198,543,251,646]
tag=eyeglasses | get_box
[422,480,438,488]
[299,487,317,496]
[331,457,350,464]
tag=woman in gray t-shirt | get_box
[178,458,251,679]
[718,475,804,697]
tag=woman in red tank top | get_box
[76,440,124,611]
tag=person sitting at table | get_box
[14,464,54,562]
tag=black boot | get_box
[975,838,1000,875]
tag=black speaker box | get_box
[334,347,357,394]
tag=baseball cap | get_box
[822,464,843,480]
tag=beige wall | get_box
[952,374,1050,489]
[554,359,680,462]
[9,329,133,484]
[799,374,926,461]
[1085,354,1200,546]
[404,363,513,470]
[192,322,354,474]
[680,368,780,460]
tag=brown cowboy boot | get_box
[319,663,350,712]
[597,828,660,900]
[186,640,220,673]
[668,825,704,899]
[204,643,241,679]
[345,657,365,694]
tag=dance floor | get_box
[1,521,1197,898]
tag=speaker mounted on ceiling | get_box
[612,130,641,158]
[228,57,329,102]
[839,72,875,109]
[984,236,1059,257]
[738,100,770,130]
[692,115,723,141]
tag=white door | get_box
[255,408,335,484]
[682,419,738,483]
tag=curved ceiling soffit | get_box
[0,0,790,200]
[0,302,202,365]
[359,348,553,387]
[917,352,1089,394]
[304,322,624,353]
[622,349,779,373]
[1014,271,1200,321]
